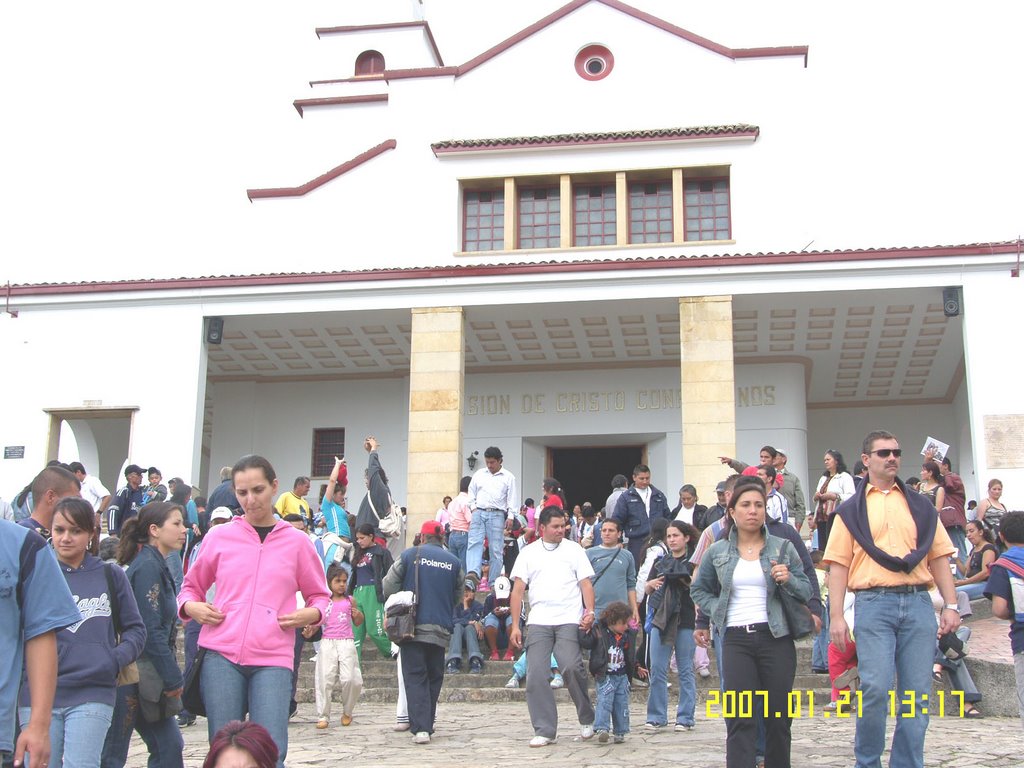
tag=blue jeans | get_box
[594,674,631,736]
[180,620,201,718]
[19,701,113,768]
[947,527,968,576]
[446,623,484,663]
[812,599,831,670]
[646,625,696,727]
[956,581,988,600]
[448,530,469,573]
[467,509,506,578]
[202,651,292,768]
[853,589,936,768]
[513,649,558,680]
[98,683,182,768]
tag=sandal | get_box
[932,671,943,683]
[963,706,984,718]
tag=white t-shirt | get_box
[674,505,695,526]
[510,538,595,626]
[726,558,769,627]
[80,474,111,512]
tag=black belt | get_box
[726,623,770,633]
[858,584,928,594]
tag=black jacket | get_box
[348,542,394,603]
[580,620,639,679]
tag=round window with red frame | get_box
[575,45,614,81]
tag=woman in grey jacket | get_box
[690,477,811,768]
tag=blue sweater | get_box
[19,554,146,708]
[127,545,183,690]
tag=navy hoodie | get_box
[19,553,146,708]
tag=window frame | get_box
[311,428,346,478]
[571,180,617,247]
[462,186,506,252]
[627,178,674,244]
[354,50,386,77]
[516,183,562,250]
[683,176,732,242]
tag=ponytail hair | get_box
[117,501,183,565]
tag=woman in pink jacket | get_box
[179,455,330,768]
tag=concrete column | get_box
[406,307,465,535]
[680,296,736,499]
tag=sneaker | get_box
[316,718,329,730]
[469,657,483,674]
[394,722,410,732]
[309,654,318,662]
[550,673,564,689]
[529,736,555,748]
[505,675,520,689]
[503,649,515,661]
[446,659,461,674]
[697,666,711,679]
[613,735,625,744]
[643,722,664,730]
[489,650,500,661]
[413,731,431,745]
[176,713,196,728]
[341,714,352,726]
[597,730,609,743]
[674,724,693,732]
[581,724,594,740]
[835,666,860,691]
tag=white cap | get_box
[210,506,233,522]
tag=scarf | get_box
[835,477,938,574]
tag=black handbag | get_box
[775,541,815,639]
[385,547,421,644]
[181,647,207,717]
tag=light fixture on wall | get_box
[466,451,479,471]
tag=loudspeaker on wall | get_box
[206,317,225,344]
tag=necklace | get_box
[541,540,559,551]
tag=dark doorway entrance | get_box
[550,445,644,514]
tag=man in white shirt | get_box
[757,465,790,527]
[69,461,109,550]
[509,507,596,747]
[466,446,518,589]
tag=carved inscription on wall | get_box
[984,414,1024,469]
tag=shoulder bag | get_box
[181,647,207,717]
[385,548,420,644]
[773,540,815,639]
[368,491,402,539]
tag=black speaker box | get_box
[942,287,960,317]
[206,317,225,344]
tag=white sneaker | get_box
[674,724,693,732]
[580,724,594,739]
[505,675,520,689]
[529,736,555,747]
[412,731,431,744]
[393,722,410,732]
[697,666,711,679]
[550,673,564,689]
[613,735,625,744]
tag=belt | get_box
[726,622,770,634]
[858,584,929,594]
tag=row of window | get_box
[462,172,731,252]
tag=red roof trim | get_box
[432,126,758,155]
[292,93,388,117]
[310,0,808,85]
[246,139,396,201]
[315,20,445,66]
[10,243,1017,296]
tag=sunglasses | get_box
[869,449,903,458]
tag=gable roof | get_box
[246,139,396,201]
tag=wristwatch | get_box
[944,603,960,613]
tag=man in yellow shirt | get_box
[275,476,311,526]
[824,430,959,768]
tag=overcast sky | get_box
[1,1,1021,285]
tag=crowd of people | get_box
[2,429,1022,768]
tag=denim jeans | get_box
[179,620,202,718]
[19,701,113,768]
[811,599,831,670]
[446,623,484,663]
[594,674,631,735]
[100,684,137,768]
[956,581,988,600]
[467,509,506,578]
[946,527,968,576]
[853,589,936,768]
[135,713,184,768]
[934,627,980,704]
[512,649,558,680]
[646,625,697,726]
[448,530,469,573]
[202,650,292,768]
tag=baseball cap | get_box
[420,520,444,538]
[715,481,727,493]
[124,464,146,477]
[775,447,788,456]
[210,507,233,523]
[494,575,512,599]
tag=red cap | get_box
[420,520,444,537]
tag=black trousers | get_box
[721,626,796,768]
[400,641,446,735]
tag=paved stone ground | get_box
[133,698,1020,768]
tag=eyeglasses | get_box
[869,449,903,458]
